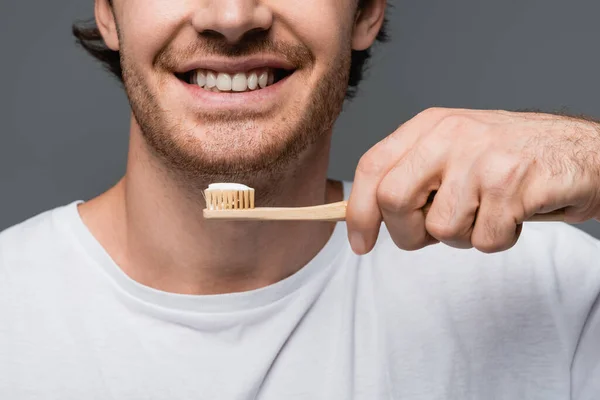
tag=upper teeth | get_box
[192,69,276,92]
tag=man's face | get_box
[108,0,363,181]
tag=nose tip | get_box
[192,3,273,44]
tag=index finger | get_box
[346,108,448,254]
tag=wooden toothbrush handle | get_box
[203,201,348,221]
[203,200,565,222]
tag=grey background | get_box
[1,0,599,237]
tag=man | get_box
[1,0,599,398]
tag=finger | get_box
[523,170,593,223]
[377,141,446,251]
[382,205,439,251]
[471,194,522,253]
[425,168,480,249]
[347,137,410,254]
[347,109,449,254]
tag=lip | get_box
[175,56,297,74]
[177,73,293,112]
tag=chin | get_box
[145,121,317,183]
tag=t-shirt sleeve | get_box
[571,292,600,400]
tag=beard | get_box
[119,33,351,190]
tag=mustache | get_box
[155,34,315,71]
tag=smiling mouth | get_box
[176,68,294,93]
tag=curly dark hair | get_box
[72,0,388,98]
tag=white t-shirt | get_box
[1,182,599,400]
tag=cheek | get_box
[273,0,356,60]
[118,0,191,69]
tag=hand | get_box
[346,108,600,254]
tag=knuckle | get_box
[480,153,527,193]
[435,114,497,146]
[526,189,556,214]
[436,114,470,135]
[377,184,411,214]
[418,135,448,160]
[356,153,386,177]
[417,107,448,120]
[426,221,465,242]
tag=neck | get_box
[79,121,343,295]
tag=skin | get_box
[79,0,385,294]
[347,109,600,254]
[81,0,600,295]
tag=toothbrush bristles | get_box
[204,188,255,210]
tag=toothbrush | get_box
[202,183,565,222]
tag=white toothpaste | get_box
[207,183,252,191]
[205,183,254,210]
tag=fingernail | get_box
[349,232,366,255]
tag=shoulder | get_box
[0,202,82,274]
